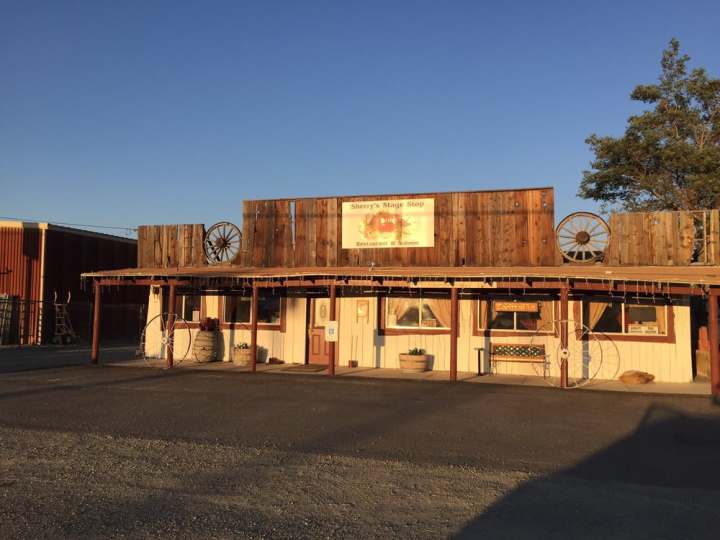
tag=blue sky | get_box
[1,1,718,237]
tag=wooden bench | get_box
[489,343,548,376]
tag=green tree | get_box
[579,39,720,211]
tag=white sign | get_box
[341,198,435,249]
[324,321,338,342]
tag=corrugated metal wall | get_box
[0,223,144,344]
[0,226,42,298]
[0,226,42,343]
[43,227,142,343]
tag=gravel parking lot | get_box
[0,363,719,538]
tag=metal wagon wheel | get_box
[139,312,192,368]
[556,212,610,263]
[204,221,242,264]
[529,319,620,389]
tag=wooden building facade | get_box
[83,187,720,396]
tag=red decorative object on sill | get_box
[199,317,219,332]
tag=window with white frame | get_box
[224,296,281,325]
[582,299,668,335]
[477,299,555,332]
[386,297,450,329]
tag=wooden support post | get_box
[91,281,101,365]
[166,283,176,369]
[450,287,459,381]
[559,287,569,388]
[328,283,336,376]
[250,285,258,373]
[709,292,719,398]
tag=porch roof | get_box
[82,264,720,290]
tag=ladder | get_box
[52,292,76,345]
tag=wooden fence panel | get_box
[139,189,561,269]
[137,224,206,268]
[193,224,207,266]
[272,200,292,267]
[605,210,720,265]
[294,199,308,267]
[241,201,256,267]
[327,198,338,267]
[707,210,720,264]
[137,226,149,267]
[307,199,318,266]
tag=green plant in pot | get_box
[399,347,431,373]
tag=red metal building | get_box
[0,221,143,345]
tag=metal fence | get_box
[0,295,146,346]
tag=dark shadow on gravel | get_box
[453,405,720,539]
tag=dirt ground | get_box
[0,362,719,538]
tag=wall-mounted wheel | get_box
[556,212,610,263]
[204,221,242,264]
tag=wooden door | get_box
[308,298,332,365]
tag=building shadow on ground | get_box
[453,404,720,539]
[0,344,136,374]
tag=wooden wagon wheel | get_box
[556,212,610,263]
[529,319,620,389]
[139,312,191,367]
[204,221,242,264]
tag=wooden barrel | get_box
[399,354,430,373]
[193,331,218,363]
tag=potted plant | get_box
[232,342,252,366]
[193,318,219,363]
[399,347,431,372]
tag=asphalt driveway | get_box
[0,364,718,538]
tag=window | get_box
[176,295,201,323]
[162,294,201,323]
[224,296,282,325]
[582,299,667,336]
[477,299,554,333]
[386,297,450,329]
[225,297,251,324]
[257,296,281,324]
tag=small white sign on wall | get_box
[325,321,338,342]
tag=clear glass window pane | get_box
[183,296,201,322]
[625,304,666,335]
[489,302,514,330]
[420,299,450,328]
[515,310,540,331]
[174,295,200,322]
[225,298,251,323]
[387,298,419,328]
[584,300,622,333]
[258,296,281,324]
[513,301,554,332]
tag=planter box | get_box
[232,348,253,366]
[399,354,431,373]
